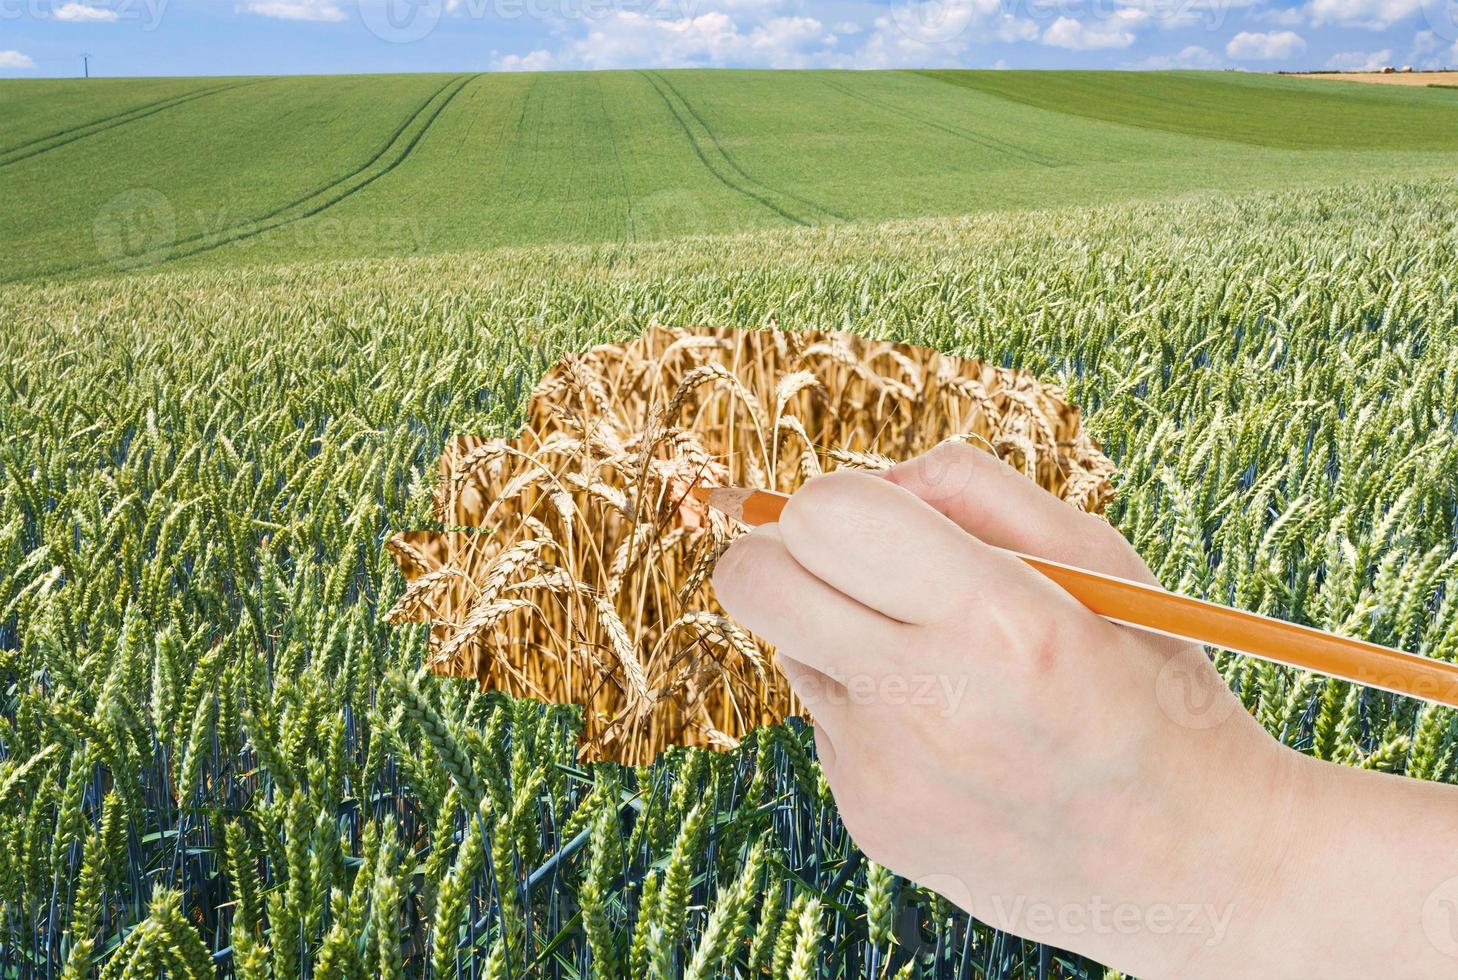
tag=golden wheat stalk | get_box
[388,325,1115,764]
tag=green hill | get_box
[4,69,1458,282]
[919,69,1458,148]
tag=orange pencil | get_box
[692,485,1458,709]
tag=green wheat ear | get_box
[8,176,1458,979]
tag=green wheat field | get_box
[6,69,1458,281]
[3,69,1458,978]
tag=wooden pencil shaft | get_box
[700,486,1458,710]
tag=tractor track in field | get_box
[595,75,637,242]
[0,80,264,171]
[0,86,219,155]
[819,77,1066,169]
[117,73,478,268]
[639,71,822,228]
[647,71,849,222]
[23,73,477,282]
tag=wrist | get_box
[1177,735,1458,980]
[1165,738,1321,980]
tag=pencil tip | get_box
[701,487,754,521]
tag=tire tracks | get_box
[0,80,264,171]
[819,76,1065,169]
[0,85,217,155]
[647,70,848,221]
[638,70,816,227]
[32,74,478,281]
[129,73,478,270]
[595,74,636,242]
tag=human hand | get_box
[711,442,1309,978]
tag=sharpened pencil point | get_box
[697,486,784,525]
[708,487,753,521]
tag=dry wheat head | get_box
[386,325,1115,764]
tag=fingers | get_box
[711,523,909,681]
[775,654,849,754]
[884,441,1159,586]
[810,722,836,778]
[776,468,1039,625]
[776,653,847,721]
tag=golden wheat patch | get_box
[387,325,1115,763]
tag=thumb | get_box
[883,441,1159,586]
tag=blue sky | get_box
[1,0,1455,77]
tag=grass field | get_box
[5,69,1458,282]
[5,172,1458,977]
[922,69,1458,147]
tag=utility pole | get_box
[81,53,89,78]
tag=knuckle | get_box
[909,440,988,500]
[1082,513,1157,581]
[938,576,985,626]
[780,471,841,533]
[791,468,868,510]
[931,544,990,618]
[787,469,893,541]
[1024,622,1063,679]
[982,600,1063,682]
[941,439,989,467]
[1024,611,1069,678]
[1085,512,1131,552]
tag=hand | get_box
[711,442,1458,979]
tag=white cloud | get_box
[237,0,346,20]
[1412,27,1442,52]
[559,10,832,68]
[0,50,36,68]
[493,48,554,70]
[837,0,1037,67]
[1132,0,1264,31]
[54,1,120,20]
[1306,0,1421,28]
[1042,9,1147,49]
[1253,5,1305,23]
[1410,29,1458,67]
[488,0,1306,71]
[1324,47,1392,69]
[1137,43,1222,68]
[489,0,861,69]
[1225,29,1306,59]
